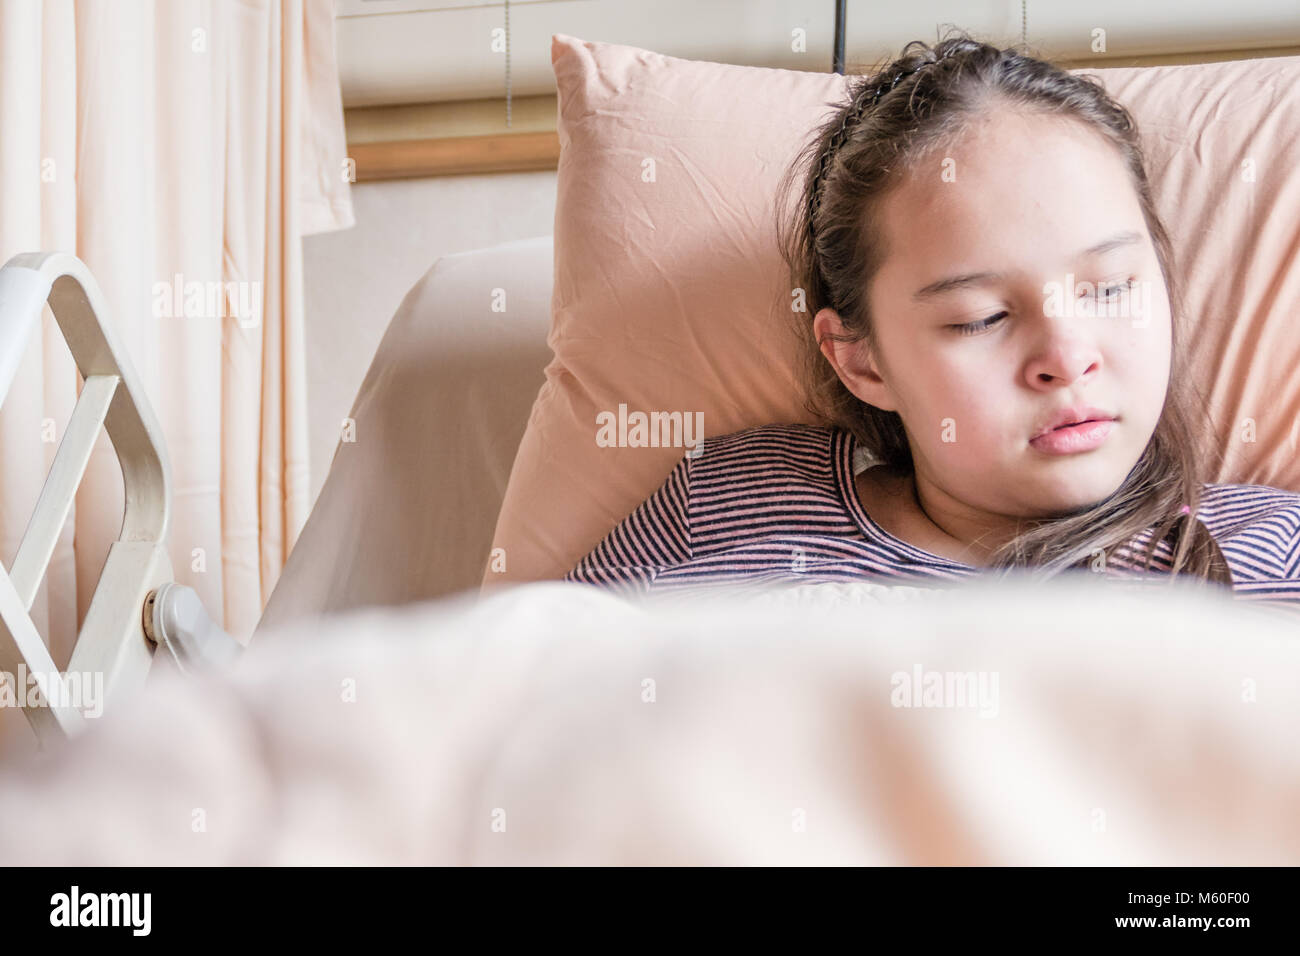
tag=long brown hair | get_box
[774,28,1233,588]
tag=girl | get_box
[564,32,1300,607]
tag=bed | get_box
[1,34,1298,865]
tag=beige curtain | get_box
[0,0,353,753]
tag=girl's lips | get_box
[1029,418,1115,454]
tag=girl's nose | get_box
[1025,344,1101,388]
[1023,286,1105,387]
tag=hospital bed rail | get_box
[0,251,241,749]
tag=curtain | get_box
[0,0,354,755]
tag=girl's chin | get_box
[1031,478,1126,517]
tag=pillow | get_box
[483,34,1300,588]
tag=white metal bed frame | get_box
[0,251,240,749]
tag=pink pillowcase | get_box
[483,34,1300,588]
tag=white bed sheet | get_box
[0,575,1295,865]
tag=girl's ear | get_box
[812,307,899,412]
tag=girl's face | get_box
[815,109,1172,551]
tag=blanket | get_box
[0,575,1295,865]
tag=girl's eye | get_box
[950,312,1007,336]
[948,278,1137,336]
[1088,277,1137,299]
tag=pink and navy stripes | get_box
[564,423,1300,607]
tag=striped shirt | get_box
[564,423,1300,608]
